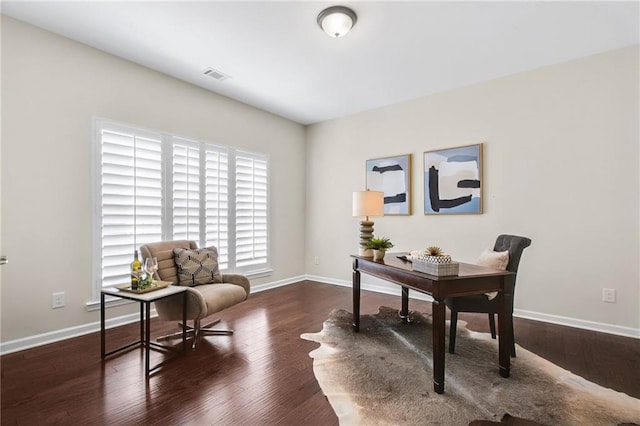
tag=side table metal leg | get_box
[140,302,144,343]
[182,291,187,353]
[100,292,106,359]
[145,301,151,378]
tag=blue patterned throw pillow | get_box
[173,247,223,286]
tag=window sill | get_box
[86,296,135,312]
[242,268,273,279]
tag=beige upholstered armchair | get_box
[139,240,250,349]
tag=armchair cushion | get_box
[173,247,223,286]
[154,283,248,320]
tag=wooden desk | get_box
[100,285,188,377]
[351,253,515,394]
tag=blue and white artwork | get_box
[424,144,482,214]
[366,154,411,215]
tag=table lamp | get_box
[352,190,384,256]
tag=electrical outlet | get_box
[314,256,319,265]
[602,288,616,303]
[52,292,65,309]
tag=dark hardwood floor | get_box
[2,281,638,425]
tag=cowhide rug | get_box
[300,307,640,426]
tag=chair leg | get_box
[488,313,497,339]
[448,310,458,354]
[157,322,195,342]
[200,318,234,336]
[201,319,221,328]
[200,329,234,336]
[157,318,234,350]
[192,318,233,348]
[192,319,200,350]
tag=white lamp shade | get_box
[352,191,384,217]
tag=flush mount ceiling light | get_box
[317,6,357,38]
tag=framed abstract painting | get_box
[366,154,412,215]
[423,143,483,214]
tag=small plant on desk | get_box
[367,237,394,261]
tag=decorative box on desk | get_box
[412,256,459,276]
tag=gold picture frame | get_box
[366,154,412,215]
[423,143,483,214]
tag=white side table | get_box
[100,285,188,377]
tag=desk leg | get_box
[498,289,512,378]
[145,301,151,378]
[432,299,446,394]
[400,287,410,323]
[352,268,361,332]
[100,292,106,359]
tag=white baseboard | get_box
[0,310,151,355]
[0,275,306,355]
[513,309,640,339]
[251,275,305,293]
[2,274,637,355]
[306,274,639,339]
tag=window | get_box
[235,153,269,268]
[93,119,269,299]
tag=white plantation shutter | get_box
[99,124,163,288]
[171,140,230,270]
[93,119,269,297]
[235,152,268,268]
[205,147,230,270]
[172,139,200,242]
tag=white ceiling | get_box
[2,1,639,125]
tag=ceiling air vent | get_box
[202,67,231,81]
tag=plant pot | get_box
[373,249,386,261]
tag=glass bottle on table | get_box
[130,249,142,290]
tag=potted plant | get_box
[422,246,452,263]
[366,237,394,261]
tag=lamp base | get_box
[359,220,375,257]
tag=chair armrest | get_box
[155,286,207,321]
[221,274,251,295]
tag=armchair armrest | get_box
[222,274,251,295]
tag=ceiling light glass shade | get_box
[317,6,357,38]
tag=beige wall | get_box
[1,16,306,342]
[2,15,638,347]
[306,46,639,332]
